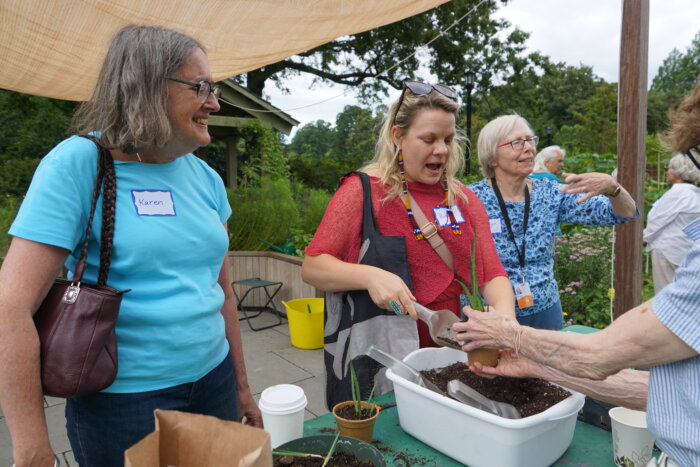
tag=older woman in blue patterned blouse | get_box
[469,114,638,330]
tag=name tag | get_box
[514,281,535,309]
[489,217,502,234]
[131,190,176,216]
[433,205,466,227]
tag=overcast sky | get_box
[266,0,700,135]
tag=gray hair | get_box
[476,114,531,178]
[72,25,204,151]
[534,145,565,172]
[363,88,466,204]
[668,153,700,183]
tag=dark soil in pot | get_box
[421,363,570,417]
[275,452,373,466]
[335,404,377,420]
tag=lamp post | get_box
[464,69,476,173]
[546,125,553,146]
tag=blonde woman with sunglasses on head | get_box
[302,82,514,408]
[469,114,638,331]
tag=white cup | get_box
[258,384,308,448]
[609,407,654,467]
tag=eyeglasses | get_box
[391,81,458,127]
[685,143,700,171]
[165,77,221,103]
[497,136,540,151]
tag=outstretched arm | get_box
[560,172,637,218]
[455,299,697,380]
[470,350,649,410]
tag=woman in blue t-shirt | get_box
[469,114,638,330]
[0,26,262,467]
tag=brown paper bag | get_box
[124,409,272,467]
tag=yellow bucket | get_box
[282,298,324,349]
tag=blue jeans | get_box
[517,297,564,330]
[66,353,238,467]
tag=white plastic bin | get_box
[386,347,585,467]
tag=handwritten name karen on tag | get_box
[131,190,176,216]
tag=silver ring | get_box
[389,300,404,315]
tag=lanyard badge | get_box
[491,178,535,309]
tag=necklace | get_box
[398,151,462,239]
[135,152,143,162]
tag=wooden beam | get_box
[208,115,255,128]
[615,0,649,318]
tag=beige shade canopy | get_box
[0,0,448,102]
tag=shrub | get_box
[554,226,615,328]
[227,178,299,251]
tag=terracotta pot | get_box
[332,401,379,443]
[468,348,500,367]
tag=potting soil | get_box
[421,362,570,417]
[274,452,373,466]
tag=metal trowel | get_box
[412,302,463,350]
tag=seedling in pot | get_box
[350,361,377,418]
[455,226,500,367]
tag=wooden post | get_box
[614,0,649,319]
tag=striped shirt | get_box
[647,217,700,465]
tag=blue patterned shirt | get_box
[647,217,700,465]
[469,178,635,317]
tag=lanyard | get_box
[491,178,530,277]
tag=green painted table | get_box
[304,392,615,466]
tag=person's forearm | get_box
[609,185,637,218]
[223,295,252,393]
[538,366,649,410]
[0,312,53,464]
[301,253,377,292]
[480,276,515,317]
[516,300,696,380]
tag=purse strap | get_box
[407,192,454,272]
[72,136,117,286]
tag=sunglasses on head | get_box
[391,81,458,127]
[685,143,700,171]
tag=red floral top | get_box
[306,173,507,347]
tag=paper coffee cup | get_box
[258,384,308,448]
[609,407,654,467]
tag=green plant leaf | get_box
[350,361,361,415]
[272,450,323,459]
[322,432,341,467]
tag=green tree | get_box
[244,0,528,100]
[475,57,602,139]
[288,105,382,191]
[568,82,618,154]
[651,31,700,108]
[0,90,76,162]
[237,121,290,185]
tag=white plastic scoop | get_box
[412,302,463,350]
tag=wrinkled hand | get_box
[560,172,618,203]
[452,306,520,351]
[366,267,417,319]
[238,387,263,427]
[469,349,543,379]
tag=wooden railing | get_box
[228,251,322,311]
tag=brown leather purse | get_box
[33,137,129,398]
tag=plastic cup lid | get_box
[259,384,308,414]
